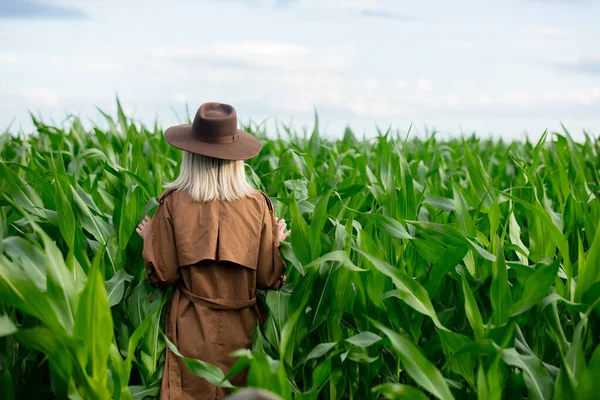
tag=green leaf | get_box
[511,259,559,316]
[490,239,511,326]
[298,342,337,365]
[508,210,529,265]
[302,358,332,396]
[425,246,469,298]
[462,139,493,210]
[289,191,312,265]
[399,151,418,221]
[118,186,144,250]
[407,220,495,261]
[279,241,305,275]
[16,326,72,383]
[575,224,600,301]
[410,238,446,264]
[1,369,14,400]
[141,197,160,219]
[477,355,504,400]
[439,330,475,389]
[364,213,412,240]
[345,331,382,348]
[0,162,46,218]
[309,192,330,258]
[453,183,476,236]
[105,268,134,307]
[347,351,378,363]
[129,385,160,400]
[280,270,315,367]
[70,185,116,272]
[356,248,445,329]
[54,178,76,249]
[501,191,571,275]
[222,349,253,382]
[304,250,366,272]
[307,271,333,332]
[124,287,169,378]
[502,348,553,400]
[461,271,485,340]
[74,247,113,382]
[375,322,455,400]
[423,197,455,212]
[0,254,63,335]
[165,337,234,388]
[0,315,17,337]
[2,236,46,290]
[34,224,78,335]
[372,383,429,400]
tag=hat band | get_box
[197,131,239,144]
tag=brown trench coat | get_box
[142,188,286,400]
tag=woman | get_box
[136,102,290,400]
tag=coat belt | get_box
[179,286,256,310]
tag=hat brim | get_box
[164,124,261,161]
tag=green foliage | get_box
[1,104,599,399]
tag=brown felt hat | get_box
[164,102,261,160]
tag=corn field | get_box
[0,104,599,399]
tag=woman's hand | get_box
[136,215,152,239]
[277,274,287,289]
[275,217,291,243]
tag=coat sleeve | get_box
[256,193,286,290]
[142,193,180,287]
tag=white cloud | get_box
[506,26,583,53]
[9,40,599,128]
[340,0,395,12]
[342,0,379,7]
[365,79,378,91]
[173,93,187,102]
[439,40,478,52]
[21,88,61,106]
[151,41,355,73]
[0,53,23,65]
[155,49,600,119]
[123,105,134,115]
[531,26,565,37]
[0,52,125,72]
[328,0,412,20]
[261,72,600,117]
[417,79,434,91]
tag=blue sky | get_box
[1,0,599,140]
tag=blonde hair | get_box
[165,151,256,202]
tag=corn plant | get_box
[0,103,599,399]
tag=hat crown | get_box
[192,102,238,139]
[163,101,261,160]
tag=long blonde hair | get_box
[165,151,256,202]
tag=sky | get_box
[1,0,599,140]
